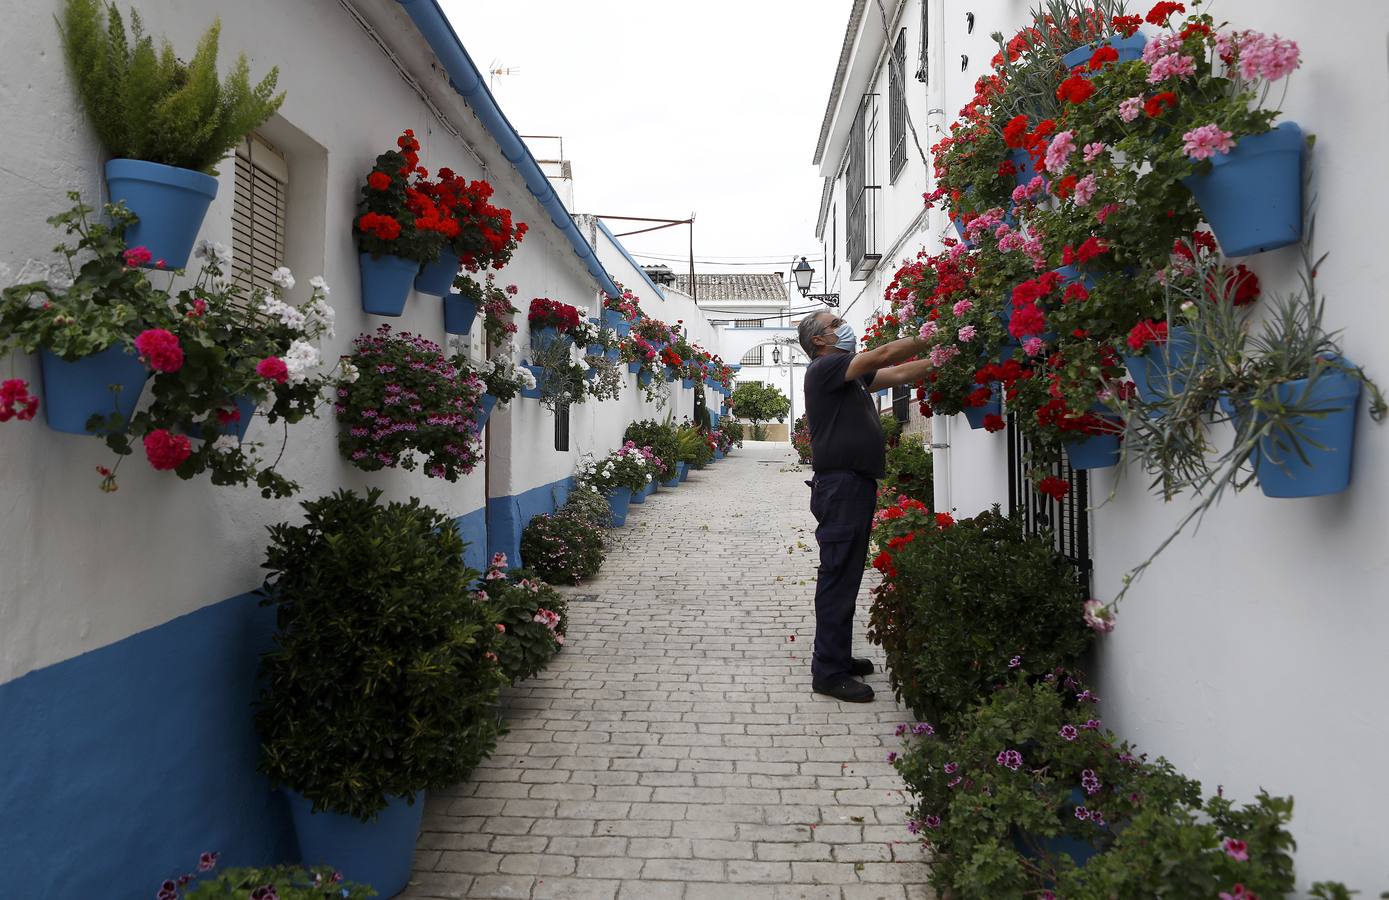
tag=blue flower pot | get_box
[39,344,149,435]
[1012,787,1104,871]
[413,251,460,296]
[627,361,642,375]
[1062,32,1147,71]
[1054,265,1100,292]
[358,252,419,316]
[1123,325,1201,405]
[603,309,628,333]
[1008,148,1045,190]
[470,393,498,434]
[1253,366,1361,498]
[678,461,690,482]
[584,367,598,382]
[606,348,620,363]
[714,447,725,460]
[587,343,605,357]
[443,294,479,335]
[104,159,218,269]
[606,486,632,526]
[520,365,544,399]
[188,394,258,443]
[661,468,681,488]
[530,326,573,356]
[662,365,676,382]
[1183,121,1304,257]
[1065,415,1123,470]
[645,479,657,497]
[962,388,1002,430]
[285,789,424,898]
[681,378,695,390]
[629,482,647,504]
[638,370,653,387]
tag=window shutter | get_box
[232,135,288,294]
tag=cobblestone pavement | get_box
[402,442,932,900]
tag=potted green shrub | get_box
[867,505,1093,722]
[623,419,679,486]
[255,489,505,897]
[577,444,655,526]
[519,506,605,584]
[59,0,284,269]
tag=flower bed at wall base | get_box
[477,554,567,684]
[519,486,609,585]
[889,671,1361,900]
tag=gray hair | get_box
[798,312,832,357]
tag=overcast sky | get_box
[439,0,848,275]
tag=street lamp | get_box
[771,346,782,365]
[792,256,840,307]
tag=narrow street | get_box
[404,442,933,900]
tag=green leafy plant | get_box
[623,418,679,479]
[59,0,284,174]
[867,505,1093,722]
[158,855,373,899]
[473,348,533,406]
[790,414,812,464]
[881,434,933,506]
[676,422,713,468]
[879,411,904,447]
[721,419,744,448]
[529,338,588,413]
[577,444,660,495]
[255,489,505,821]
[892,672,1311,899]
[519,509,605,585]
[476,555,567,685]
[1107,227,1385,604]
[728,381,790,440]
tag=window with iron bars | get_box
[915,1,929,83]
[847,95,882,281]
[1006,415,1093,594]
[889,29,908,182]
[741,346,764,365]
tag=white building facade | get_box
[0,1,731,894]
[814,0,1389,891]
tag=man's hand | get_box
[869,358,934,392]
[845,334,929,383]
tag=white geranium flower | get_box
[308,275,330,295]
[519,366,537,390]
[280,306,307,332]
[283,339,321,385]
[270,267,295,290]
[339,360,360,384]
[257,292,287,319]
[212,434,241,452]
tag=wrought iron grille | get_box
[1006,414,1093,593]
[892,384,910,424]
[889,30,907,181]
[847,96,882,280]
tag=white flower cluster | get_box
[255,268,335,341]
[283,339,322,386]
[338,360,360,384]
[194,240,234,268]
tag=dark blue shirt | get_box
[803,351,884,480]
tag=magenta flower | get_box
[895,723,908,737]
[944,762,958,774]
[1223,838,1249,861]
[1083,599,1116,633]
[1146,52,1196,83]
[957,325,977,343]
[1074,806,1090,821]
[912,722,934,736]
[1059,725,1079,741]
[952,299,973,317]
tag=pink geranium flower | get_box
[1044,130,1076,174]
[1183,124,1236,160]
[1118,96,1143,123]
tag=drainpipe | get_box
[931,417,952,514]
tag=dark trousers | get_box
[808,471,877,678]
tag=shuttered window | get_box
[232,135,288,294]
[889,29,907,181]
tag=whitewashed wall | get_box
[927,0,1389,890]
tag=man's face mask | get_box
[832,321,856,352]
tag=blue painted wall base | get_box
[488,476,575,568]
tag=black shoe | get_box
[850,657,875,677]
[813,674,875,703]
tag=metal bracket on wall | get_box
[966,12,975,33]
[960,54,969,71]
[929,443,951,449]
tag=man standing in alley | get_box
[797,311,932,702]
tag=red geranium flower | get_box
[1145,2,1185,26]
[983,413,1006,433]
[358,212,402,241]
[1087,46,1119,71]
[1002,114,1031,149]
[1112,14,1142,36]
[257,356,290,384]
[1126,319,1169,351]
[367,171,392,191]
[1037,476,1071,501]
[1056,74,1096,104]
[134,328,185,374]
[144,429,192,471]
[1229,265,1260,305]
[1145,92,1178,118]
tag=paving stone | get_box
[407,445,929,897]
